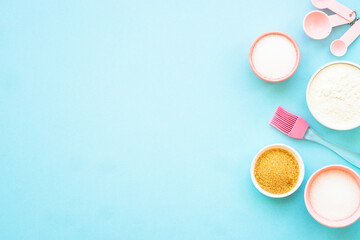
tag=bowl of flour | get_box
[307,61,360,130]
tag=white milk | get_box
[307,63,360,130]
[252,35,297,79]
[310,170,360,221]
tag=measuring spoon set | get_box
[303,0,360,56]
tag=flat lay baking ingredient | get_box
[270,105,360,169]
[254,148,299,194]
[310,170,360,221]
[307,63,360,130]
[252,34,297,79]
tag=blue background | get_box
[1,0,360,239]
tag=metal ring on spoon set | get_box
[349,11,359,26]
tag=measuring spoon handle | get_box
[341,20,360,47]
[329,14,349,27]
[328,0,355,22]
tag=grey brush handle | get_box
[304,128,360,168]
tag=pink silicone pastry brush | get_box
[270,106,360,168]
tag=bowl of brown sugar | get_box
[250,144,305,198]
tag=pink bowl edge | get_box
[248,31,301,83]
[304,164,360,228]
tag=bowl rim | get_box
[250,143,305,198]
[306,60,360,131]
[248,31,301,83]
[304,164,360,228]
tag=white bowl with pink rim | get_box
[250,143,305,198]
[305,165,360,228]
[306,61,360,131]
[249,31,301,82]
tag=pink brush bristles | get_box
[270,106,309,139]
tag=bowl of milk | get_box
[249,31,301,82]
[304,165,360,228]
[307,61,360,130]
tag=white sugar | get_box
[252,34,297,79]
[310,170,360,221]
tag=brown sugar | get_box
[254,148,299,194]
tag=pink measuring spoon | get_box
[304,10,350,39]
[331,19,360,56]
[312,0,355,22]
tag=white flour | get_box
[310,170,360,221]
[252,34,297,79]
[307,63,360,130]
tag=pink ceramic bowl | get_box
[249,31,301,82]
[304,165,360,228]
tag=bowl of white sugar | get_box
[305,165,360,228]
[249,31,301,82]
[307,61,360,130]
